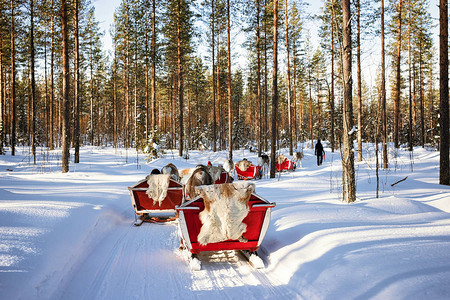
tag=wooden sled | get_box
[276,158,295,172]
[128,176,184,225]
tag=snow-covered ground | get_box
[1,144,449,299]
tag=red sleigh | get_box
[176,192,275,270]
[276,157,295,172]
[235,164,262,180]
[128,177,184,224]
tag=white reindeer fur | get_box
[236,159,252,171]
[195,182,255,245]
[207,165,224,182]
[146,174,171,205]
[223,159,234,173]
[293,151,304,168]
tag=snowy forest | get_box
[0,0,449,194]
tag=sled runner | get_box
[128,175,184,225]
[276,157,295,172]
[235,163,262,180]
[176,183,275,270]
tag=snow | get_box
[1,144,449,299]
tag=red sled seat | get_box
[176,193,275,254]
[128,177,183,215]
[235,164,262,180]
[215,171,233,184]
[276,158,295,172]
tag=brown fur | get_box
[207,165,225,182]
[185,166,213,199]
[161,163,179,181]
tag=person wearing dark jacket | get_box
[315,139,324,166]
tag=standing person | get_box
[315,139,324,166]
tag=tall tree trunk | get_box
[356,0,362,161]
[419,41,424,147]
[284,0,293,155]
[227,0,233,160]
[30,0,36,164]
[257,0,262,156]
[125,1,130,148]
[439,0,449,185]
[50,0,54,150]
[10,0,16,156]
[212,0,217,152]
[408,0,413,151]
[330,4,335,152]
[308,67,313,148]
[151,0,157,130]
[0,25,3,154]
[341,0,356,203]
[394,0,402,148]
[74,0,81,163]
[270,0,278,178]
[113,58,117,147]
[177,5,184,157]
[381,0,388,168]
[61,0,70,173]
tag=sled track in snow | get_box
[53,220,303,299]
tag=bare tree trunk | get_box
[270,0,279,178]
[284,0,293,156]
[30,0,36,164]
[151,0,157,130]
[74,0,81,163]
[341,0,356,203]
[419,41,424,147]
[227,0,233,160]
[177,5,184,157]
[61,0,70,173]
[308,67,313,148]
[330,5,335,152]
[0,25,3,154]
[113,58,117,147]
[394,0,402,148]
[381,0,388,169]
[439,0,449,185]
[257,0,262,156]
[50,0,55,150]
[212,0,217,152]
[125,1,130,148]
[10,0,16,156]
[408,0,413,151]
[356,0,362,161]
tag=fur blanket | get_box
[236,159,252,171]
[146,174,171,206]
[195,182,255,245]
